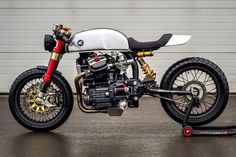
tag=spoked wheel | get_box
[160,57,229,126]
[173,71,217,116]
[9,68,73,131]
[20,78,63,122]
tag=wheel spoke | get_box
[199,104,204,113]
[175,78,186,83]
[203,75,213,85]
[185,71,189,82]
[206,95,216,102]
[207,87,216,94]
[193,70,199,80]
[205,82,216,86]
[179,98,186,111]
[173,83,179,87]
[196,71,204,81]
[194,107,199,114]
[179,74,188,83]
[203,73,210,84]
[189,70,196,80]
[204,101,212,108]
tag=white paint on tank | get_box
[68,29,129,52]
[165,35,191,46]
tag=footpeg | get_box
[107,107,124,116]
[107,100,127,116]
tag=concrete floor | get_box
[1,96,236,157]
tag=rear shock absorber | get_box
[136,51,156,80]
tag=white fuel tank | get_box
[68,29,129,52]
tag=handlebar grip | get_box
[62,35,70,43]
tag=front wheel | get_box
[160,57,229,126]
[9,68,73,131]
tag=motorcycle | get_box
[9,24,229,131]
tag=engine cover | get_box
[87,55,108,73]
[83,87,112,108]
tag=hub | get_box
[27,90,50,113]
[183,80,207,102]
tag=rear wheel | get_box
[160,57,229,126]
[9,68,73,131]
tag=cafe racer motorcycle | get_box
[9,24,229,131]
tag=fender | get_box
[36,66,62,75]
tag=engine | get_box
[76,51,139,115]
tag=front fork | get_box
[37,40,64,100]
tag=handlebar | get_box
[53,24,71,44]
[56,32,70,43]
[61,35,70,43]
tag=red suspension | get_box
[43,40,64,83]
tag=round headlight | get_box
[44,34,56,52]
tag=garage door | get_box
[0,0,236,93]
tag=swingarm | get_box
[147,87,193,96]
[146,85,236,137]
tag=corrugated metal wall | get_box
[0,0,236,92]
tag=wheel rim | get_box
[170,68,219,117]
[18,78,64,123]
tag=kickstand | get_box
[181,96,236,137]
[182,96,197,128]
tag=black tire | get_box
[9,68,73,131]
[160,57,229,126]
